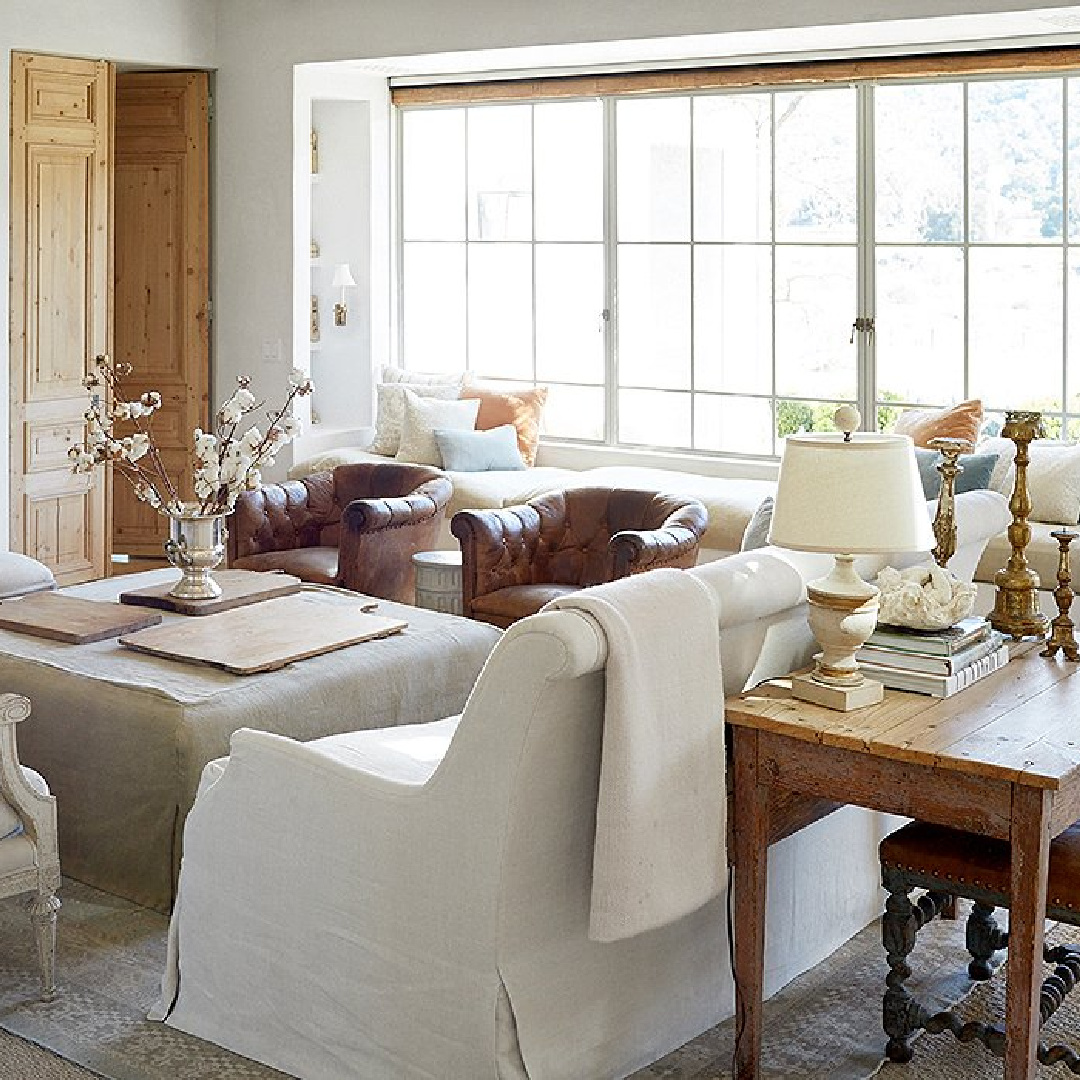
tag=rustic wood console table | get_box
[727,641,1080,1079]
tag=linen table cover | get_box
[0,570,500,910]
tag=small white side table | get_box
[413,550,463,615]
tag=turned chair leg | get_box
[29,891,60,1002]
[882,879,922,1063]
[965,901,1007,981]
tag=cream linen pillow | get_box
[982,436,1080,524]
[396,389,480,466]
[369,382,460,456]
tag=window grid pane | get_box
[398,69,1079,457]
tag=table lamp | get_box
[768,406,935,711]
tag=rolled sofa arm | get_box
[451,505,544,616]
[609,498,708,578]
[340,476,452,535]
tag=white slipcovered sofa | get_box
[153,493,1006,1080]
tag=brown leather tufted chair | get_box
[228,463,452,603]
[451,486,708,628]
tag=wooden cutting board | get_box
[0,592,163,643]
[119,592,407,673]
[118,569,303,615]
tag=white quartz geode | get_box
[875,564,977,631]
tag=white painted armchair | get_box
[0,693,60,1001]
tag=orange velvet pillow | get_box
[893,399,983,448]
[460,386,548,467]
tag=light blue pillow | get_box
[914,448,999,500]
[434,424,525,472]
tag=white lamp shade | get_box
[768,432,935,555]
[331,263,357,289]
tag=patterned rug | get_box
[0,878,1073,1079]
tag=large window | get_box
[398,68,1080,456]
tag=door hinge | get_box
[207,93,213,125]
[206,298,214,323]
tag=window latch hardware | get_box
[849,316,875,344]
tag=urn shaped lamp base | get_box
[793,555,884,712]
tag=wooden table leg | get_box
[732,728,769,1080]
[1005,784,1052,1079]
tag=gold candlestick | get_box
[1041,529,1079,660]
[989,410,1050,640]
[927,436,972,569]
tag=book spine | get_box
[857,633,1004,675]
[861,643,1010,696]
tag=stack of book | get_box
[855,615,1009,698]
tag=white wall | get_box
[211,0,1080,478]
[0,0,217,548]
[7,0,1080,543]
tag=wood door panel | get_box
[24,414,86,474]
[112,72,209,557]
[24,69,98,125]
[10,53,111,581]
[114,156,184,373]
[23,474,100,583]
[28,149,95,399]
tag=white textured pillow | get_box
[380,365,466,386]
[982,437,1080,524]
[396,390,480,466]
[369,382,460,456]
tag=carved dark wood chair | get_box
[879,819,1080,1070]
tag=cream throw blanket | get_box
[548,568,725,942]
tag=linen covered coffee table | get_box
[0,569,501,911]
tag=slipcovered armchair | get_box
[156,567,731,1080]
[227,462,452,603]
[451,486,708,627]
[0,694,60,1002]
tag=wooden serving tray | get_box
[119,570,302,615]
[0,592,163,643]
[118,592,407,673]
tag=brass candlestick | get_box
[1041,530,1079,660]
[989,410,1050,640]
[927,436,973,569]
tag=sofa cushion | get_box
[975,518,1075,590]
[0,553,56,599]
[435,425,525,472]
[369,382,461,456]
[461,385,548,467]
[894,399,983,448]
[914,448,999,500]
[396,391,481,467]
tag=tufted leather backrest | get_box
[528,487,705,586]
[228,471,340,560]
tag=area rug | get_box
[0,878,1072,1080]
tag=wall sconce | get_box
[331,263,357,327]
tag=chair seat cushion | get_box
[880,819,1080,917]
[0,766,49,839]
[470,584,580,624]
[231,547,338,584]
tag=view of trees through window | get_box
[398,70,1080,456]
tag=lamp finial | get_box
[834,404,861,442]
